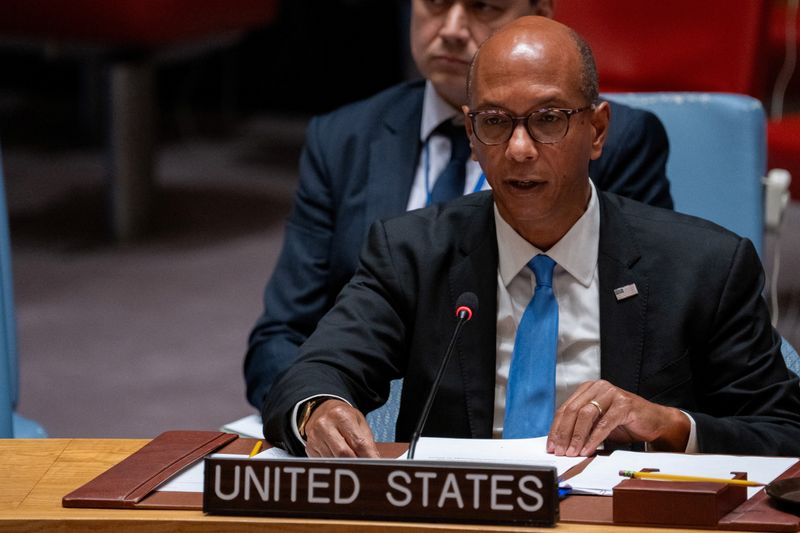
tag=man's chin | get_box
[429,75,468,108]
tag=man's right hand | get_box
[304,399,380,458]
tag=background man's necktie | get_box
[429,121,471,204]
[504,254,559,438]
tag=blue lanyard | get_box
[423,142,487,207]
[473,172,487,193]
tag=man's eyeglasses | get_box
[467,106,593,146]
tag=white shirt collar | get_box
[495,180,600,288]
[420,80,462,142]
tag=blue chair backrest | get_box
[783,338,800,378]
[0,144,16,437]
[605,93,766,253]
[365,379,402,442]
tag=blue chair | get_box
[0,143,47,438]
[782,338,800,378]
[606,93,765,253]
[365,379,402,442]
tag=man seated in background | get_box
[263,16,800,459]
[244,0,673,412]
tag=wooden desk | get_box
[0,438,704,533]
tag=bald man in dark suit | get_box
[263,16,800,459]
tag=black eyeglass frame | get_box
[467,105,594,146]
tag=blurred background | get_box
[0,0,799,437]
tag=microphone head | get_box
[455,292,479,321]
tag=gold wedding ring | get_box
[588,400,604,417]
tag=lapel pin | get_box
[614,283,639,301]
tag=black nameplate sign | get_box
[203,457,558,527]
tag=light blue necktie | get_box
[504,254,558,438]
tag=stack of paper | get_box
[409,436,586,476]
[221,414,264,438]
[566,450,797,498]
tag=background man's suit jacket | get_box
[246,80,674,408]
[264,191,800,458]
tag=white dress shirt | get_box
[493,182,602,437]
[406,81,487,211]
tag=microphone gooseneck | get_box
[407,292,478,460]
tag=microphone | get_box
[407,292,478,460]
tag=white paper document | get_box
[156,447,293,493]
[408,436,586,477]
[566,450,797,498]
[221,413,264,438]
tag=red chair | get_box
[555,1,800,201]
[0,1,279,240]
[554,0,769,96]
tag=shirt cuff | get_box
[291,394,351,448]
[643,410,697,452]
[682,410,699,453]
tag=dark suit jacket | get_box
[264,191,800,457]
[245,80,673,408]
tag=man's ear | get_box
[589,101,610,161]
[462,105,478,161]
[531,0,554,18]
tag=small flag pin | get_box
[614,283,638,301]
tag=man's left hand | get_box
[546,379,690,456]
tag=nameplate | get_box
[203,457,558,527]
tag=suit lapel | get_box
[448,193,498,438]
[366,84,424,224]
[597,194,648,395]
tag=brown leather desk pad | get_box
[62,430,238,509]
[62,430,800,531]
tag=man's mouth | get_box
[508,180,545,190]
[431,55,469,67]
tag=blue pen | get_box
[558,483,573,499]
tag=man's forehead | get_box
[474,42,570,86]
[473,87,566,106]
[474,30,578,80]
[478,15,576,58]
[507,39,546,61]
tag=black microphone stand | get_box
[407,308,471,460]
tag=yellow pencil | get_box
[248,440,263,458]
[619,470,764,487]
